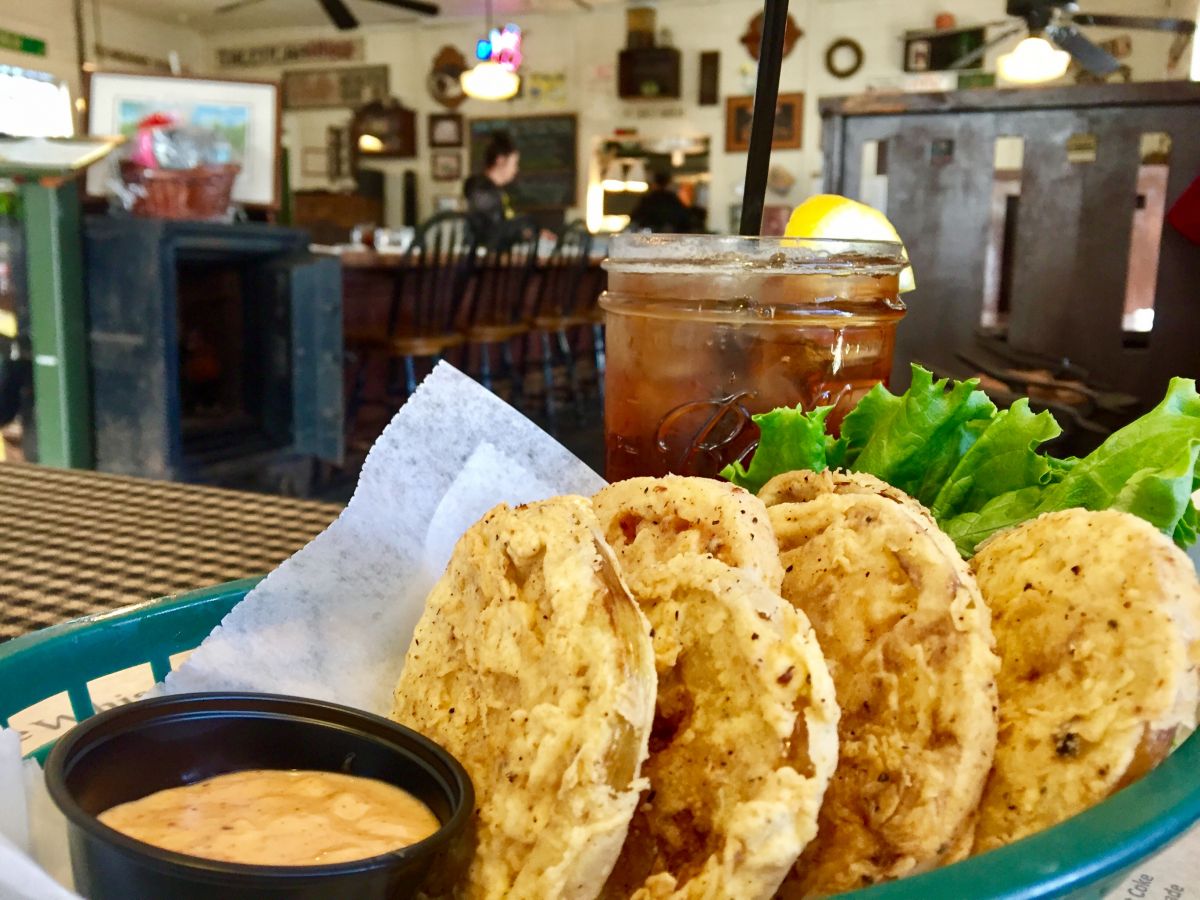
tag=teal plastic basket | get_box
[0,578,260,762]
[1,580,1197,899]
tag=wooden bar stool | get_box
[526,222,594,418]
[461,219,538,401]
[345,213,476,435]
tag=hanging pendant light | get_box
[601,160,627,192]
[997,35,1071,84]
[624,159,649,192]
[461,61,520,101]
[462,0,521,101]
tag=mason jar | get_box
[600,233,907,481]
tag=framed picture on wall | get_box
[301,147,328,177]
[282,65,388,110]
[725,92,804,153]
[428,112,464,148]
[86,70,281,207]
[431,150,462,182]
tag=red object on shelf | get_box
[1166,172,1200,245]
[935,12,957,29]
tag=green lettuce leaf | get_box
[839,367,997,506]
[931,399,1063,521]
[722,365,1200,558]
[1036,377,1200,546]
[721,405,833,494]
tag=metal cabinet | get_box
[84,217,343,489]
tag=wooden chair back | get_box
[533,221,594,320]
[390,212,476,339]
[465,216,539,330]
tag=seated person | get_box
[629,169,693,234]
[464,132,523,247]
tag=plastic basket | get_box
[0,578,260,761]
[1,580,1198,900]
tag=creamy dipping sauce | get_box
[98,769,440,866]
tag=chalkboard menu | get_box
[469,114,577,213]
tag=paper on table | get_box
[0,362,603,898]
[162,362,604,713]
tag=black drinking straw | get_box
[739,0,791,236]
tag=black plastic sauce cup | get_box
[44,692,474,900]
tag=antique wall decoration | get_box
[352,97,416,160]
[327,126,350,179]
[427,45,468,109]
[526,72,567,104]
[283,65,388,110]
[301,147,327,177]
[428,113,464,148]
[698,51,719,105]
[825,38,864,79]
[217,38,364,69]
[725,92,803,153]
[431,150,462,182]
[740,10,803,60]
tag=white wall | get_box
[85,3,209,73]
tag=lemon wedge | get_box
[784,194,916,293]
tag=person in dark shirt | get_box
[629,169,693,233]
[463,131,520,245]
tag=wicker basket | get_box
[119,161,240,221]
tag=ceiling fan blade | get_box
[1072,13,1195,35]
[368,0,441,15]
[949,24,1024,70]
[318,0,359,30]
[215,0,266,13]
[1045,23,1121,75]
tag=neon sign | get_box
[475,24,522,72]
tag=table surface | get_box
[0,463,342,642]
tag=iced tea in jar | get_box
[601,233,907,481]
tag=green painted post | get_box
[20,179,92,468]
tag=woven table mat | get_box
[0,463,341,641]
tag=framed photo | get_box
[301,147,328,177]
[428,112,463,148]
[431,150,462,182]
[724,92,804,153]
[282,65,388,110]
[86,71,281,208]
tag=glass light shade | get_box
[602,160,626,192]
[357,134,384,152]
[625,159,649,192]
[461,61,521,101]
[997,36,1071,84]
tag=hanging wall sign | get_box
[216,38,364,69]
[283,65,389,110]
[0,28,46,57]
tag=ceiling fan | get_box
[951,0,1195,79]
[214,0,440,30]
